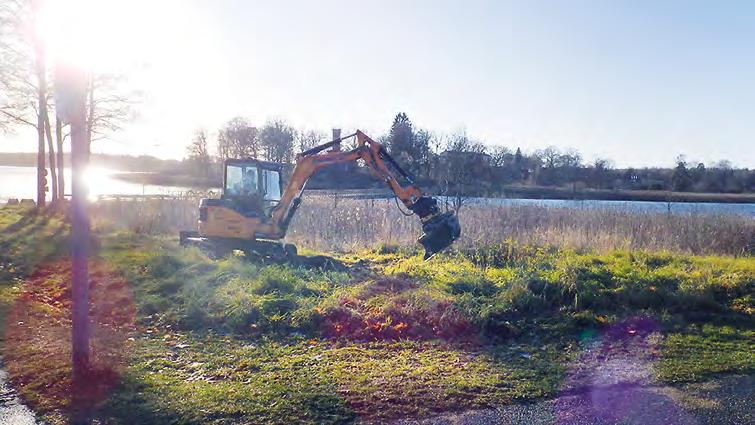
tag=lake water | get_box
[1,165,753,217]
[446,196,755,217]
[0,165,195,202]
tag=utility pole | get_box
[69,79,90,389]
[56,61,90,395]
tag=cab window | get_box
[225,164,258,197]
[262,170,281,201]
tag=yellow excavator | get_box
[179,130,461,260]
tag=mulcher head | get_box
[418,211,461,259]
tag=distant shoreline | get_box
[495,185,755,204]
[110,171,217,189]
[111,170,755,204]
[2,160,753,204]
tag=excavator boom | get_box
[269,130,461,258]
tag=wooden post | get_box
[56,62,90,393]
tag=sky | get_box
[3,0,755,168]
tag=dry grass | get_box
[89,196,754,256]
[293,197,754,256]
[90,197,198,235]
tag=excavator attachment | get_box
[408,196,461,259]
[418,211,461,259]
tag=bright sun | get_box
[34,0,229,159]
[36,0,179,72]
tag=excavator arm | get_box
[268,130,461,258]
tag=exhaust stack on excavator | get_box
[180,130,461,260]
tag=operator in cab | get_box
[229,167,263,216]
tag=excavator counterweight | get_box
[180,130,461,261]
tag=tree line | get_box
[186,112,755,196]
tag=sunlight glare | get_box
[34,0,229,159]
[82,165,104,201]
[36,0,183,72]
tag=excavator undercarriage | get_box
[179,130,460,261]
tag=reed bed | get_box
[89,195,754,256]
[90,197,199,235]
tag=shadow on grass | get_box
[290,253,349,272]
[239,251,349,272]
[0,260,138,423]
[94,332,358,424]
[97,374,185,425]
[0,206,69,280]
[0,206,46,234]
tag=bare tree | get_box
[590,158,614,189]
[0,0,35,129]
[217,131,231,163]
[217,117,258,160]
[437,131,489,212]
[0,0,50,205]
[55,116,64,198]
[84,73,138,150]
[537,146,561,169]
[31,0,49,205]
[297,129,324,153]
[489,146,512,167]
[1,1,137,201]
[258,119,296,164]
[187,129,210,177]
[187,129,210,159]
[412,128,433,179]
[43,113,58,200]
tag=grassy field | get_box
[0,203,753,424]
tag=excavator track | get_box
[180,231,297,262]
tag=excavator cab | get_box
[181,159,294,259]
[223,159,283,217]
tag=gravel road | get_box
[395,374,753,425]
[396,319,753,425]
[0,366,37,425]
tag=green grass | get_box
[98,333,569,424]
[657,325,755,382]
[0,205,68,280]
[0,204,753,424]
[0,205,69,328]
